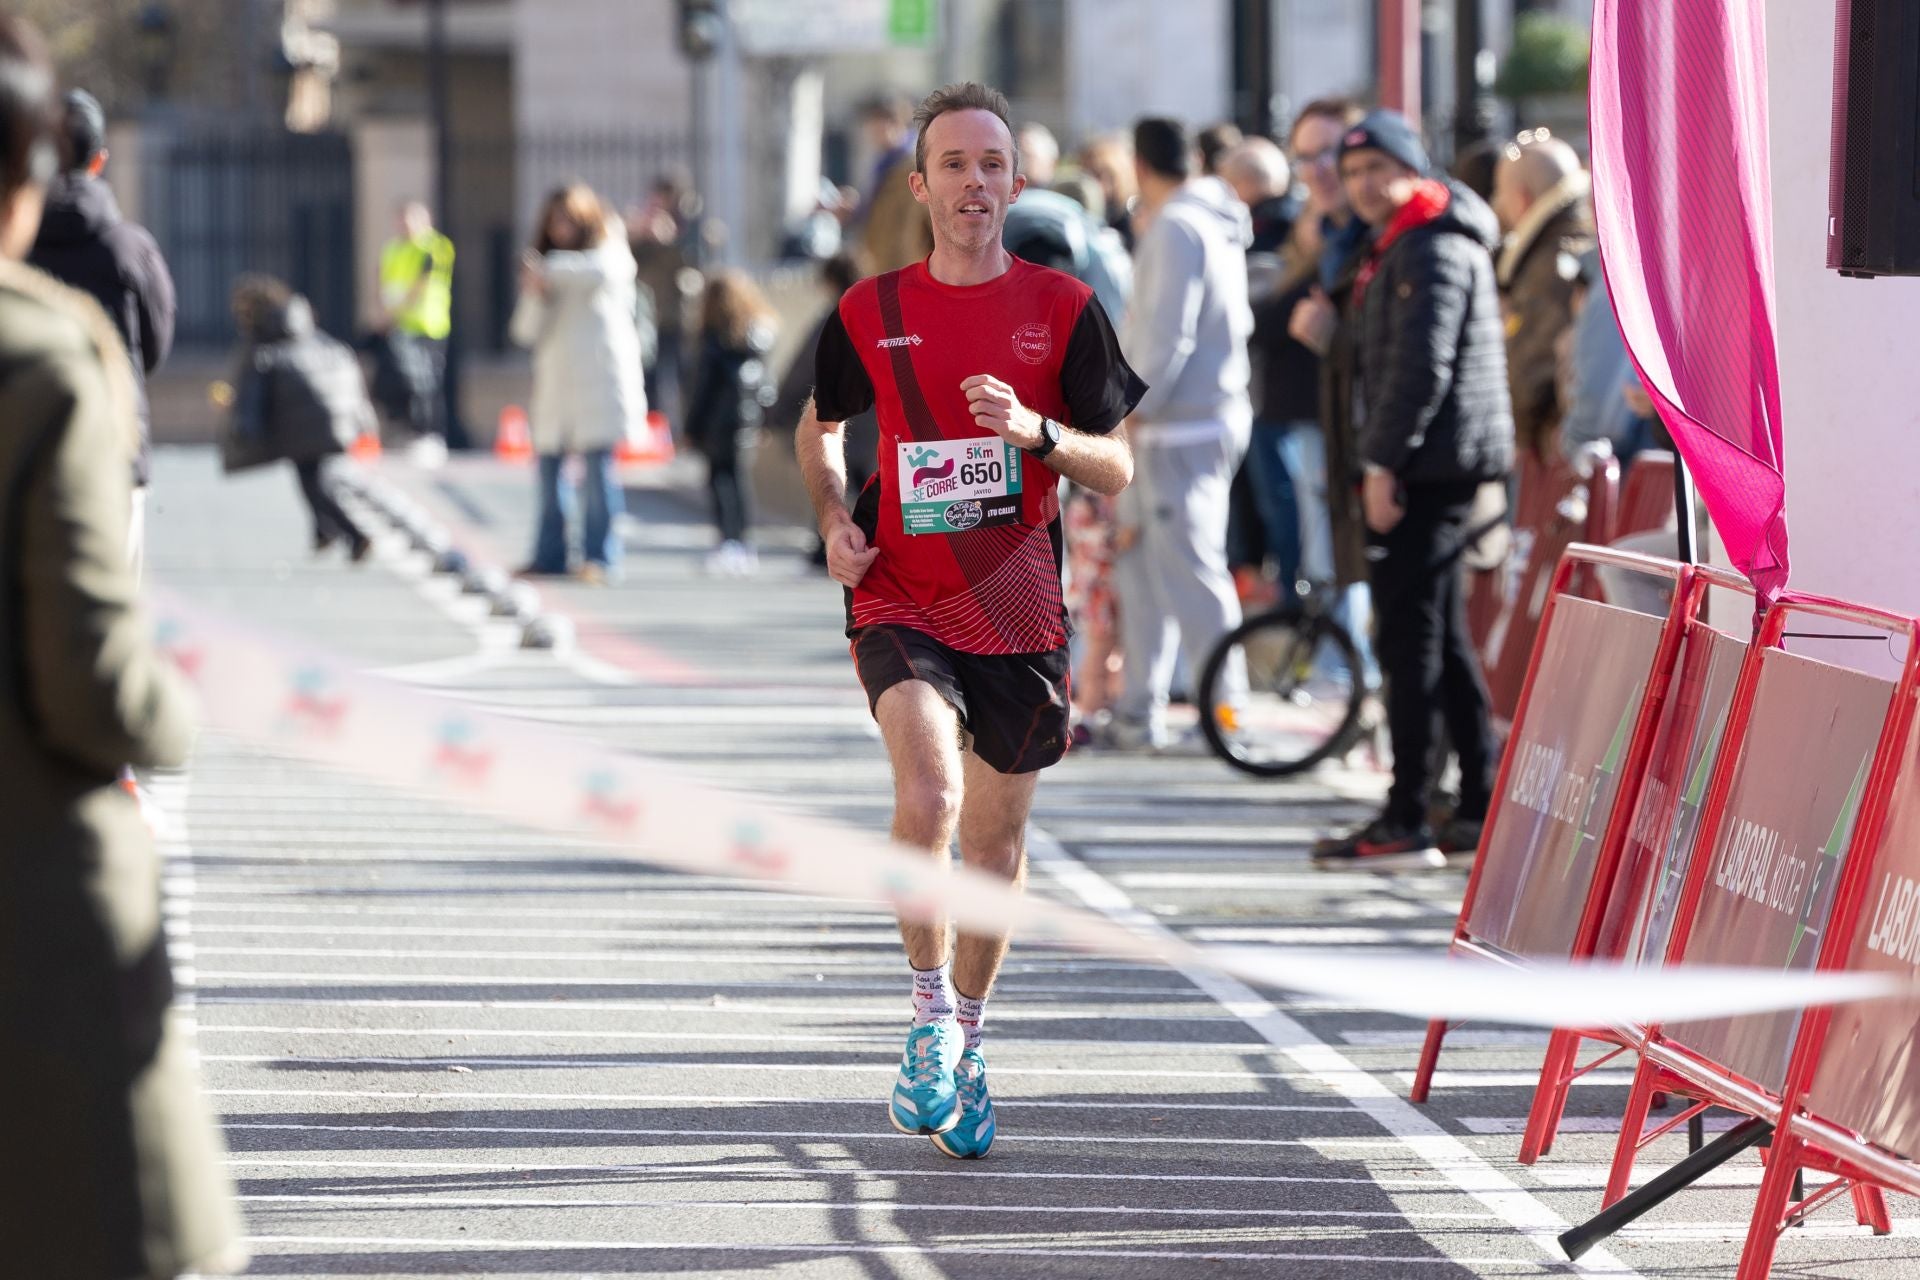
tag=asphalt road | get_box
[143,448,1920,1279]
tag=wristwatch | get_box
[1030,416,1062,460]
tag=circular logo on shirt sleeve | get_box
[1012,323,1053,365]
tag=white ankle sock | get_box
[955,991,985,1051]
[910,963,955,1026]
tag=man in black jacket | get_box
[1314,111,1514,868]
[28,90,176,506]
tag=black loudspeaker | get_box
[1828,0,1920,277]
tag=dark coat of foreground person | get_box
[0,257,245,1279]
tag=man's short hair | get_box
[1220,137,1289,199]
[59,88,106,173]
[911,81,1017,175]
[1286,96,1366,150]
[1132,118,1192,181]
[1196,122,1243,176]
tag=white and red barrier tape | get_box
[149,589,1906,1028]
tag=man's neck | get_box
[1137,174,1185,214]
[926,241,1014,288]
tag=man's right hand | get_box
[823,514,879,588]
[1288,287,1338,356]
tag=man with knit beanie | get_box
[1312,110,1515,868]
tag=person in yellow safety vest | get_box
[377,201,457,458]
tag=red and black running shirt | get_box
[813,257,1146,656]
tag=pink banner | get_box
[1590,0,1789,602]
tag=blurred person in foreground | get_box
[221,274,375,562]
[0,16,244,1277]
[1096,117,1254,752]
[510,183,648,585]
[29,86,175,570]
[1312,111,1513,868]
[686,269,779,576]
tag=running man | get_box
[797,82,1143,1159]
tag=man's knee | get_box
[962,832,1025,882]
[895,774,963,832]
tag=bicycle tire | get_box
[1197,607,1368,778]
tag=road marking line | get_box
[1028,829,1644,1278]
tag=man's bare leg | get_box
[952,752,1040,1003]
[926,751,1039,1160]
[874,680,965,968]
[874,679,969,1137]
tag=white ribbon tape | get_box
[148,590,1908,1028]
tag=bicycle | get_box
[1197,580,1373,777]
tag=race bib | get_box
[897,438,1024,534]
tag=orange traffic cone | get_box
[495,405,533,464]
[616,410,675,466]
[348,431,382,461]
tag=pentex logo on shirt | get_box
[876,334,923,349]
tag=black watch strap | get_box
[1030,417,1062,459]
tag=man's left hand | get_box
[1363,468,1404,534]
[961,375,1043,449]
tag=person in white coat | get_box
[510,184,648,583]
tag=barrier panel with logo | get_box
[1599,594,1917,1219]
[1731,680,1920,1280]
[1411,545,1689,1107]
[1463,597,1665,954]
[1516,571,1752,1163]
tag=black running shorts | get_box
[851,625,1073,774]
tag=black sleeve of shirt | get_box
[1059,298,1147,435]
[810,306,875,423]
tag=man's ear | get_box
[88,150,109,179]
[1008,173,1026,205]
[907,169,929,207]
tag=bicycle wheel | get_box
[1198,607,1367,777]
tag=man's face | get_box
[1339,150,1420,228]
[1492,157,1531,233]
[1290,115,1347,216]
[908,108,1025,256]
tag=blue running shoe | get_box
[930,1048,996,1159]
[888,1021,961,1135]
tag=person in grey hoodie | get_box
[1098,117,1255,751]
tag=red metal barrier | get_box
[1730,626,1920,1277]
[1409,544,1691,1108]
[1597,594,1920,1234]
